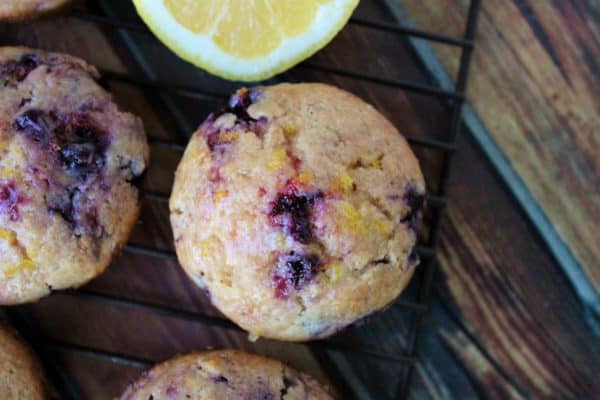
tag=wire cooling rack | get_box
[4,1,480,398]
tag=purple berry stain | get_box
[252,392,276,400]
[212,375,229,384]
[408,246,419,267]
[14,109,110,236]
[1,54,39,85]
[225,87,261,123]
[0,182,25,222]
[208,167,222,184]
[47,187,102,237]
[165,381,179,396]
[15,110,108,178]
[272,252,321,300]
[60,119,108,176]
[201,87,267,153]
[270,183,323,244]
[14,109,56,144]
[400,183,425,230]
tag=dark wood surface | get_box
[401,0,600,292]
[1,1,599,399]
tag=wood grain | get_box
[401,0,600,290]
[435,129,600,398]
[440,329,524,399]
[1,1,599,399]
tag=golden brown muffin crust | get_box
[0,319,46,400]
[120,349,333,400]
[170,83,424,340]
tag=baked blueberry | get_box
[0,182,23,222]
[272,252,321,299]
[201,89,268,154]
[0,54,39,85]
[15,110,109,178]
[270,186,323,244]
[401,182,425,230]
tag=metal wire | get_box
[69,8,474,48]
[5,1,481,399]
[395,1,482,398]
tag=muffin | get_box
[0,318,46,399]
[120,349,333,400]
[170,83,425,341]
[0,47,149,304]
[0,0,70,21]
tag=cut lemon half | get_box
[132,0,359,81]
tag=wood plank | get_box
[400,0,600,292]
[435,130,600,398]
[440,329,524,400]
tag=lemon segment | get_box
[133,0,359,81]
[163,1,222,34]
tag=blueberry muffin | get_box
[0,0,70,21]
[170,83,425,341]
[0,319,46,399]
[0,47,149,304]
[120,349,333,400]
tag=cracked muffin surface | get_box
[120,349,333,400]
[0,317,46,399]
[170,83,424,341]
[0,0,70,20]
[0,47,149,304]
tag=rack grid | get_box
[4,1,481,398]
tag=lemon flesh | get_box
[133,0,359,81]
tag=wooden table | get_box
[1,0,598,399]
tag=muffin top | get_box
[0,47,149,304]
[120,349,333,400]
[0,318,46,400]
[170,83,424,340]
[0,0,70,21]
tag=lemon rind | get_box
[132,0,359,82]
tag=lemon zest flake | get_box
[0,228,16,244]
[267,149,288,171]
[200,240,211,259]
[367,155,383,169]
[283,123,298,139]
[218,131,240,143]
[339,202,366,234]
[374,219,392,236]
[0,168,15,180]
[297,171,314,185]
[334,172,354,192]
[213,189,228,203]
[327,261,343,282]
[4,259,36,277]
